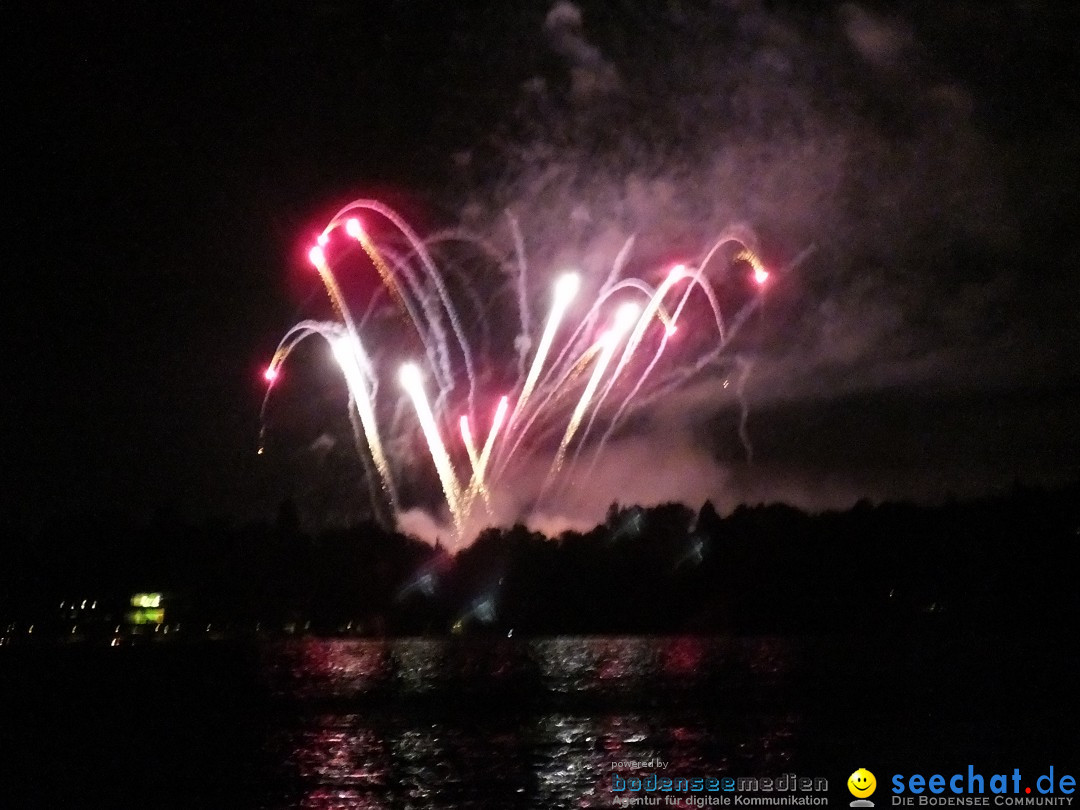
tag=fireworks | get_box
[261,199,776,538]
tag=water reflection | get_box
[265,637,803,809]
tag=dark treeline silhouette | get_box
[3,485,1078,638]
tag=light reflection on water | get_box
[263,637,803,809]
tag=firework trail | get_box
[399,362,463,533]
[512,272,580,426]
[260,199,789,538]
[548,301,641,481]
[735,356,755,463]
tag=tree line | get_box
[2,485,1077,637]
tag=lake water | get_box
[1,635,1073,807]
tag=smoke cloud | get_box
[411,1,1022,536]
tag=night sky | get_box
[4,2,1079,537]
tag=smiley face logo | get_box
[848,768,877,799]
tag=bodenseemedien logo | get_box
[849,768,878,808]
[608,771,830,805]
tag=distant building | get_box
[126,592,165,627]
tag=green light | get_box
[126,608,164,625]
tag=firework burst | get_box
[261,199,781,538]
